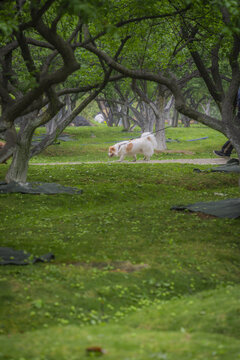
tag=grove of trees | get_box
[0,0,239,183]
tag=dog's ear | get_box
[109,146,114,151]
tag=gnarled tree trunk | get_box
[155,89,167,151]
[4,111,51,183]
[5,138,31,183]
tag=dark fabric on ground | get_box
[166,138,180,143]
[32,134,75,143]
[186,136,208,141]
[211,164,240,173]
[0,247,54,265]
[0,182,83,195]
[227,158,240,165]
[171,198,240,219]
[193,159,240,174]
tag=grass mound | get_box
[0,125,239,359]
[0,286,239,359]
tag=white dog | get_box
[108,132,157,161]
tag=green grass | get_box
[0,125,239,359]
[30,123,236,163]
[0,286,240,359]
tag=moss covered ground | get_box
[0,124,239,359]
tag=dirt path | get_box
[30,158,228,166]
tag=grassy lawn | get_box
[0,125,239,359]
[29,123,236,163]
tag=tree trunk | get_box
[121,104,131,130]
[201,99,211,116]
[155,91,167,151]
[165,95,174,125]
[5,135,31,183]
[5,109,57,183]
[226,120,240,160]
[171,108,179,127]
[97,100,113,126]
[148,108,155,132]
[181,115,191,127]
[141,102,149,132]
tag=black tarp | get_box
[0,182,83,195]
[194,158,240,174]
[186,136,208,141]
[171,198,240,219]
[32,134,75,143]
[0,247,54,265]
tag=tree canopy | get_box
[0,0,239,182]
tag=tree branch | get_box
[15,30,38,80]
[73,4,191,49]
[19,0,55,30]
[222,34,240,124]
[83,42,224,133]
[210,38,224,96]
[181,25,222,108]
[132,79,159,118]
[30,34,128,157]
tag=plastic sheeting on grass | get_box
[0,181,83,195]
[32,134,76,144]
[171,198,240,219]
[0,247,54,265]
[193,158,240,174]
[186,136,208,141]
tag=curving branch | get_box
[19,0,55,30]
[1,9,80,127]
[15,30,39,80]
[73,4,192,49]
[180,25,223,109]
[210,38,224,96]
[83,42,224,133]
[30,33,130,157]
[222,34,240,125]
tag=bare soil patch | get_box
[71,261,150,273]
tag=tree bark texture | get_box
[155,91,167,151]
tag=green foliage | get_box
[0,1,18,38]
[1,0,237,128]
[183,0,240,35]
[62,0,110,21]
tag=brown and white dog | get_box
[108,132,157,161]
